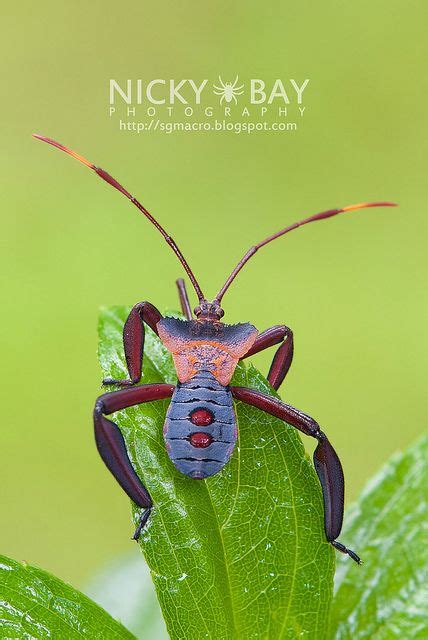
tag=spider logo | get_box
[213,76,244,105]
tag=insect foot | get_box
[331,540,362,565]
[133,507,152,541]
[102,377,135,387]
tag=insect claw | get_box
[331,540,362,565]
[133,507,152,540]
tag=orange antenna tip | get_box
[342,201,398,212]
[32,134,93,168]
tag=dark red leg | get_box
[94,383,174,538]
[231,386,361,564]
[176,278,192,320]
[103,301,162,387]
[243,325,294,390]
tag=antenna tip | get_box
[32,134,93,168]
[342,201,398,212]
[33,134,59,146]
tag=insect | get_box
[34,134,396,563]
[213,75,244,104]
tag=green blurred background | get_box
[1,1,427,588]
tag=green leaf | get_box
[0,554,136,639]
[330,434,428,640]
[98,306,335,640]
[86,551,168,640]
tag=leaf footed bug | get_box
[34,134,397,564]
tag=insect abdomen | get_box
[163,370,237,479]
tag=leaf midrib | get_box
[204,481,238,636]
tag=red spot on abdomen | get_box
[189,432,213,448]
[190,408,214,426]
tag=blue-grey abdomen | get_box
[163,370,237,479]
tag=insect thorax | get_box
[157,317,258,386]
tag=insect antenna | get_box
[33,134,206,303]
[215,201,397,303]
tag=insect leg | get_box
[103,301,162,387]
[94,383,174,538]
[230,385,361,564]
[242,325,294,390]
[176,278,192,320]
